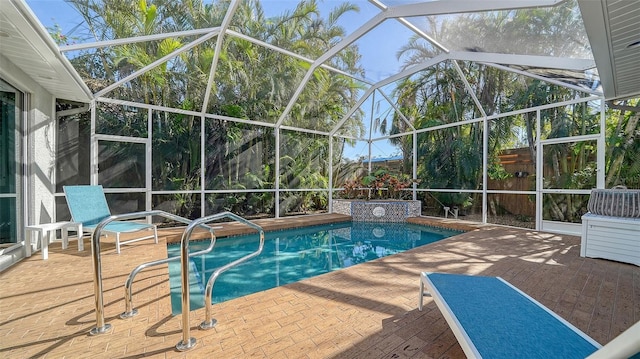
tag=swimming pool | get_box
[167,221,462,314]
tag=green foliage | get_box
[64,0,362,218]
[340,169,413,200]
[390,2,632,220]
[487,160,511,181]
[61,0,640,224]
[605,99,640,189]
[47,23,81,46]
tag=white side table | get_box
[25,222,84,260]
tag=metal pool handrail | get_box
[199,215,265,330]
[89,210,203,336]
[120,227,219,319]
[175,211,264,352]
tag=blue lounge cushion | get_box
[424,273,599,359]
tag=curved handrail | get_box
[200,215,265,330]
[89,210,201,336]
[175,211,264,351]
[120,228,218,318]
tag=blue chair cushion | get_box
[63,185,111,226]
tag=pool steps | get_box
[87,210,263,353]
[120,230,217,319]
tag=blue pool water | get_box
[167,221,462,314]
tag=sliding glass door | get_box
[0,79,22,245]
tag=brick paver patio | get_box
[1,215,638,358]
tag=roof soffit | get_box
[0,0,92,102]
[578,0,640,100]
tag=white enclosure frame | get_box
[58,0,607,235]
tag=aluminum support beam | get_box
[388,0,565,18]
[60,27,221,52]
[200,0,242,113]
[94,31,219,98]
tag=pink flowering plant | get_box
[340,169,415,200]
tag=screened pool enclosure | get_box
[15,0,640,236]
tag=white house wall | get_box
[0,52,57,238]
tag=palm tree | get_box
[605,100,640,189]
[391,2,598,217]
[64,0,365,217]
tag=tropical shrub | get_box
[340,169,414,200]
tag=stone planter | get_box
[333,199,421,222]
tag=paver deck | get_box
[1,214,638,358]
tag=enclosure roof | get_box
[2,0,639,112]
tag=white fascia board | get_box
[12,0,93,101]
[449,51,596,71]
[388,0,565,18]
[576,0,616,99]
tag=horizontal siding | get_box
[582,215,640,266]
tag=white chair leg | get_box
[77,224,84,251]
[62,227,69,250]
[42,230,50,260]
[418,278,424,311]
[25,229,33,257]
[153,226,158,244]
[116,232,121,254]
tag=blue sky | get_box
[26,0,410,160]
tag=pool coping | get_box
[159,214,484,245]
[161,213,353,244]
